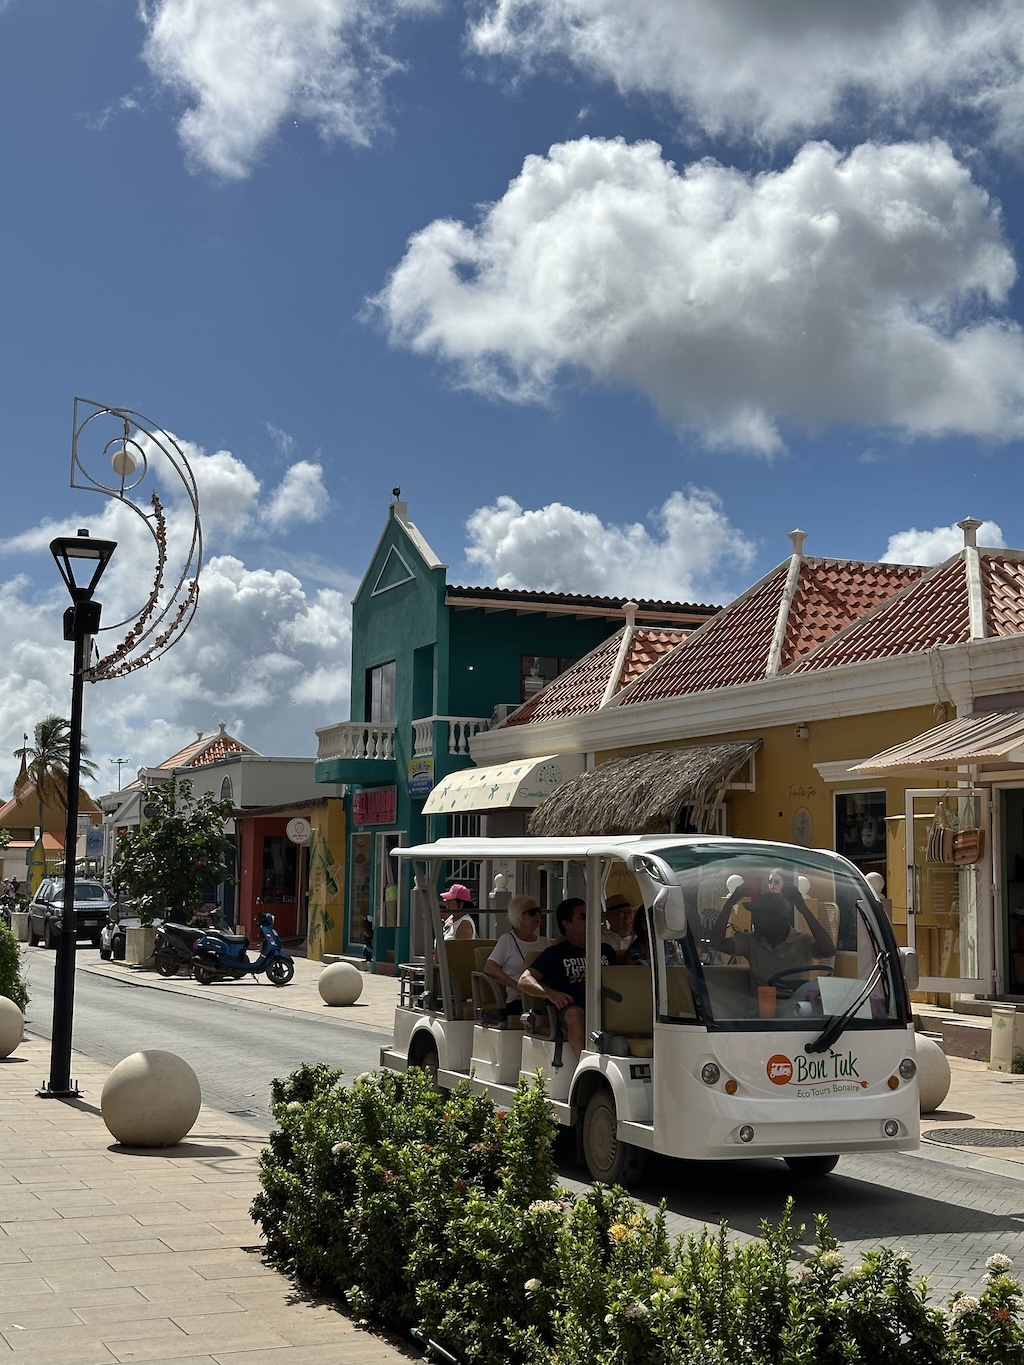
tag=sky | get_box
[1,0,1024,799]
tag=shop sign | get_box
[353,786,397,825]
[407,758,434,797]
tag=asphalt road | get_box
[21,949,1024,1299]
[23,949,386,1130]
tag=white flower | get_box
[332,1140,354,1156]
[286,1100,303,1112]
[524,1278,542,1293]
[624,1301,648,1318]
[987,1253,1014,1274]
[527,1199,565,1216]
[950,1295,980,1320]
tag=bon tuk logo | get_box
[766,1050,866,1087]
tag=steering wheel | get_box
[767,965,834,990]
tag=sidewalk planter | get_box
[125,925,157,967]
[989,1003,1024,1071]
[10,912,28,943]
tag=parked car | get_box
[28,878,112,949]
[99,903,143,961]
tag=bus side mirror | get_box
[899,946,919,992]
[653,884,687,933]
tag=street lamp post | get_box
[41,529,116,1099]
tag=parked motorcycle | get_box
[191,910,295,987]
[152,921,202,977]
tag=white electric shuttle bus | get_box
[381,835,921,1184]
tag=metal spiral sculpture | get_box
[69,397,202,681]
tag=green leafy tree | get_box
[110,778,235,925]
[13,716,98,843]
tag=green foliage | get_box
[252,1064,1024,1365]
[0,923,29,1013]
[110,777,234,925]
[0,828,11,850]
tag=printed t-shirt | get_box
[529,938,619,1008]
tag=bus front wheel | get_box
[582,1090,645,1185]
[784,1154,839,1177]
[409,1037,440,1089]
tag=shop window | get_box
[366,661,397,724]
[834,790,886,951]
[521,653,579,701]
[261,835,297,904]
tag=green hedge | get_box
[0,923,28,1014]
[251,1064,1024,1365]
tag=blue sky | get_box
[1,0,1023,796]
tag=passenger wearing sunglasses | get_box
[484,895,550,1017]
[518,897,620,1057]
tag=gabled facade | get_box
[473,519,1024,1004]
[0,749,102,889]
[314,496,716,971]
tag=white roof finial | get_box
[958,516,982,549]
[788,528,807,557]
[623,601,638,628]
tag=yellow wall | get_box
[307,799,346,961]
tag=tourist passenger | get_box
[602,892,637,953]
[709,867,834,988]
[483,894,548,1017]
[441,884,477,940]
[517,897,619,1057]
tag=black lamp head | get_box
[49,528,117,602]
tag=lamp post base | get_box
[37,1080,81,1099]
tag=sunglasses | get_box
[522,907,541,916]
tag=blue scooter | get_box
[191,910,295,987]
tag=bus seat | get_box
[702,963,755,1018]
[443,939,496,1019]
[601,965,654,1057]
[470,943,520,1028]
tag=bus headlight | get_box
[738,1125,755,1144]
[701,1062,721,1086]
[883,1119,900,1138]
[899,1057,917,1079]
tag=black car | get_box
[28,877,112,949]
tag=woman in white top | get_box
[484,894,548,1017]
[441,883,477,940]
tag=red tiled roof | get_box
[504,626,689,726]
[621,557,924,704]
[981,554,1024,637]
[788,558,970,673]
[160,728,258,770]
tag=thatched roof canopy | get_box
[527,740,761,837]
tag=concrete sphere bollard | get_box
[101,1050,202,1146]
[318,961,364,1006]
[0,996,24,1057]
[915,1033,952,1114]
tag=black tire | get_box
[113,933,126,961]
[582,1089,646,1186]
[266,957,294,987]
[28,924,39,947]
[409,1036,440,1088]
[784,1154,840,1177]
[154,953,179,978]
[194,964,218,985]
[99,946,112,961]
[43,921,57,950]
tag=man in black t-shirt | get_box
[518,897,619,1057]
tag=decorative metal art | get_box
[69,397,202,681]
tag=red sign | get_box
[353,786,397,826]
[766,1054,794,1086]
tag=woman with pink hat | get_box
[441,883,477,940]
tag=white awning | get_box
[855,710,1024,774]
[422,754,584,815]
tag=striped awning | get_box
[421,754,583,814]
[855,711,1024,773]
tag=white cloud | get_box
[468,0,1024,149]
[881,518,1007,564]
[374,135,1024,455]
[0,441,351,795]
[463,489,754,602]
[261,460,331,532]
[139,0,440,178]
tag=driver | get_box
[709,868,835,989]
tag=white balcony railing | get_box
[315,722,397,762]
[412,716,488,758]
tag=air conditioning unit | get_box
[490,702,521,727]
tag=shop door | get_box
[905,788,990,995]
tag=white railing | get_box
[412,716,488,758]
[315,722,397,762]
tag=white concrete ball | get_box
[915,1033,952,1114]
[318,961,364,1006]
[101,1050,202,1146]
[0,996,24,1057]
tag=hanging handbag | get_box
[953,797,985,865]
[926,799,955,865]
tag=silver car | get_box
[28,878,112,950]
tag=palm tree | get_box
[13,716,98,845]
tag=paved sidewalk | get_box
[7,952,1024,1362]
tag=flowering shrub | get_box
[252,1064,1024,1364]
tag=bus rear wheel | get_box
[784,1154,839,1176]
[582,1090,645,1186]
[409,1037,440,1089]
